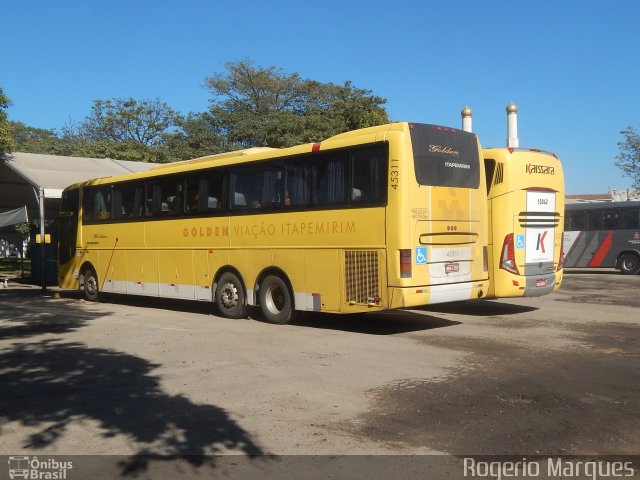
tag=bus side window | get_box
[112,183,144,219]
[90,188,111,222]
[316,152,349,206]
[285,160,314,208]
[566,210,585,230]
[351,145,387,205]
[602,209,619,229]
[586,210,602,231]
[230,166,283,211]
[147,177,183,217]
[185,176,200,214]
[621,207,640,229]
[484,159,496,194]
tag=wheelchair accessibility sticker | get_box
[515,234,525,249]
[415,247,428,264]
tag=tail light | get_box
[500,234,519,275]
[399,249,412,278]
[557,236,565,271]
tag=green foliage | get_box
[205,60,389,148]
[0,87,15,154]
[615,126,640,189]
[79,97,178,147]
[10,121,58,153]
[158,112,227,163]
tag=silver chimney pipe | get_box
[461,105,472,132]
[506,102,519,148]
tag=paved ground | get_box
[0,270,638,475]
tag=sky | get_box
[2,0,639,194]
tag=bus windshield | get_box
[410,123,480,188]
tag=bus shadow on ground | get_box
[61,291,216,316]
[290,310,462,335]
[416,299,538,316]
[0,294,263,476]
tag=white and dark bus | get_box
[563,201,640,274]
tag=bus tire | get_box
[215,271,246,319]
[618,253,640,275]
[259,274,295,324]
[82,266,99,302]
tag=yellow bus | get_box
[483,147,565,298]
[58,122,489,323]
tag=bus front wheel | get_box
[82,266,99,302]
[215,272,246,319]
[619,253,640,275]
[259,275,295,325]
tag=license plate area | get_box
[536,278,547,287]
[445,262,460,274]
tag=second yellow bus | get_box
[483,147,565,298]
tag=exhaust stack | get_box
[461,105,472,132]
[507,102,519,148]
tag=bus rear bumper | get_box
[523,273,557,297]
[388,281,488,309]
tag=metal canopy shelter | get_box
[0,152,154,291]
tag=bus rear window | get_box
[410,124,480,188]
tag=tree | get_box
[10,121,59,153]
[615,126,640,189]
[78,97,178,147]
[0,87,15,154]
[159,112,227,163]
[204,60,389,148]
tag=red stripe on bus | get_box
[588,231,613,267]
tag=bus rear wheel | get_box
[259,275,295,324]
[82,266,99,302]
[215,272,246,319]
[619,253,640,275]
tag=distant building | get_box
[610,188,640,201]
[565,188,640,204]
[565,193,612,204]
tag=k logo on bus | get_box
[536,231,548,253]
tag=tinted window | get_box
[285,160,314,208]
[484,159,496,194]
[351,145,387,204]
[185,170,226,214]
[566,210,585,230]
[315,151,350,207]
[60,189,79,214]
[410,124,480,188]
[586,210,602,230]
[602,209,619,229]
[83,186,111,223]
[147,177,184,217]
[231,165,284,211]
[112,182,144,220]
[621,207,640,229]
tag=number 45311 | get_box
[390,160,399,190]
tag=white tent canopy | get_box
[1,152,155,200]
[0,206,28,228]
